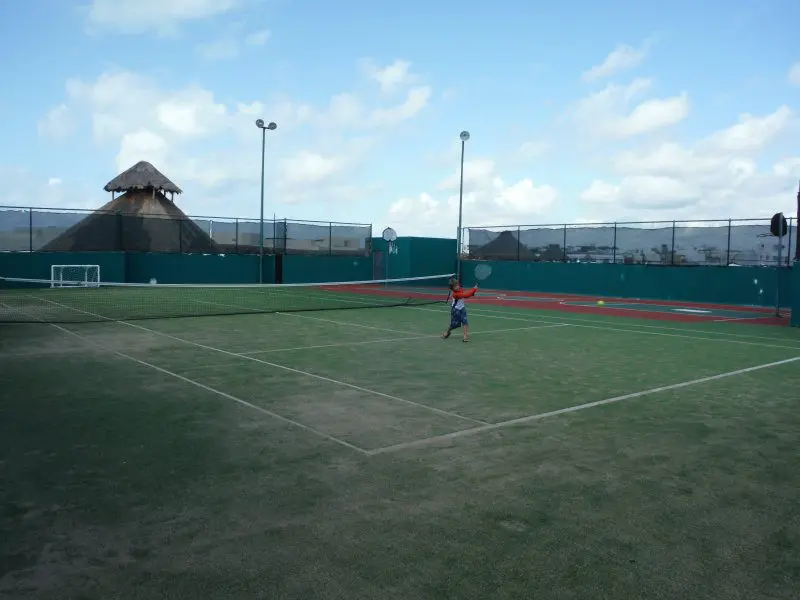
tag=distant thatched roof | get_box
[40,189,218,254]
[103,161,183,194]
[473,230,536,260]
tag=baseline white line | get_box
[413,302,797,344]
[273,310,569,340]
[1,300,370,454]
[408,305,800,351]
[31,296,486,426]
[367,354,800,455]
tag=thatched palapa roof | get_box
[473,230,536,260]
[103,160,183,194]
[41,162,217,254]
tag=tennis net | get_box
[0,273,453,323]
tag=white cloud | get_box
[87,0,240,34]
[197,29,271,60]
[196,38,240,61]
[388,158,558,236]
[368,87,431,126]
[245,29,271,46]
[578,105,799,222]
[788,62,800,86]
[571,79,689,139]
[582,43,648,82]
[48,178,62,187]
[773,157,800,177]
[280,151,347,185]
[518,141,549,160]
[360,59,416,93]
[37,104,76,139]
[115,130,170,173]
[700,105,793,153]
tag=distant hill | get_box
[467,222,786,265]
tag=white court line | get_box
[367,354,800,455]
[0,300,369,454]
[409,305,800,351]
[272,310,569,344]
[30,296,487,427]
[415,302,796,345]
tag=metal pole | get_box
[612,223,617,264]
[726,219,732,265]
[28,208,33,252]
[516,226,521,260]
[562,225,567,262]
[776,233,783,317]
[787,218,793,267]
[456,139,466,282]
[670,221,676,265]
[258,127,266,283]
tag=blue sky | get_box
[1,0,799,236]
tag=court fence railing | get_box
[0,206,372,257]
[463,218,796,267]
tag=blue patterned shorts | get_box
[450,306,468,329]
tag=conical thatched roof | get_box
[103,161,182,194]
[473,230,536,260]
[40,189,218,253]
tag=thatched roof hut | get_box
[472,230,536,260]
[40,161,218,254]
[103,160,183,195]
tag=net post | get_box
[670,221,676,265]
[612,222,617,264]
[726,219,732,266]
[562,224,567,262]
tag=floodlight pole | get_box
[255,119,277,283]
[456,131,470,283]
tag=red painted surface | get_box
[325,285,790,327]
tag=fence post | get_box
[612,223,617,264]
[234,219,239,253]
[329,222,332,255]
[562,224,567,262]
[516,226,520,260]
[670,221,676,265]
[179,219,183,254]
[726,219,732,266]
[28,208,33,252]
[787,217,793,266]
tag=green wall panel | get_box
[0,252,125,284]
[463,260,793,308]
[125,253,265,284]
[408,237,456,280]
[281,255,372,284]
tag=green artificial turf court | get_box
[2,298,800,599]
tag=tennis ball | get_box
[597,300,605,306]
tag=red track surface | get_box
[328,285,790,327]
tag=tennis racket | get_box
[473,263,492,286]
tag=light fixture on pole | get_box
[382,227,397,286]
[255,119,277,283]
[456,130,470,283]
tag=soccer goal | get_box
[50,264,101,288]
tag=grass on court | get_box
[2,299,800,599]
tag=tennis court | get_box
[2,276,800,599]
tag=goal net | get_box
[50,264,101,288]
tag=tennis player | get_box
[442,278,478,342]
